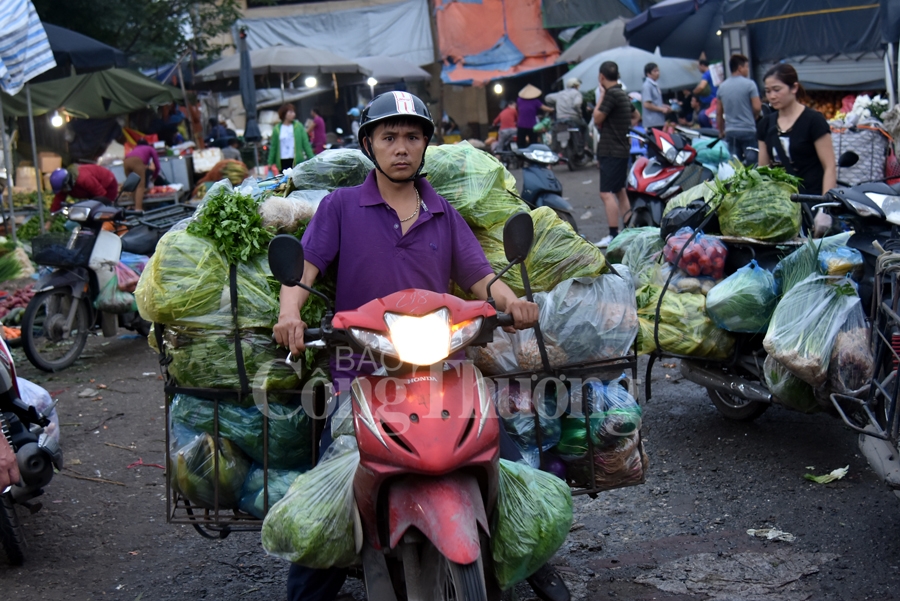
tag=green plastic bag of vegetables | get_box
[424,142,527,230]
[773,233,851,296]
[621,229,664,287]
[605,227,659,263]
[763,355,819,413]
[491,459,573,590]
[290,149,374,191]
[240,465,306,519]
[477,207,607,296]
[716,165,801,242]
[554,378,642,458]
[763,274,861,387]
[159,326,301,390]
[636,285,734,359]
[171,431,251,510]
[262,436,361,568]
[170,394,312,469]
[705,260,777,333]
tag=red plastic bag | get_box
[662,227,727,280]
[115,262,140,293]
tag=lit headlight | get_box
[525,150,558,164]
[386,308,451,365]
[646,172,679,194]
[67,206,91,222]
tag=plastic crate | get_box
[30,231,95,268]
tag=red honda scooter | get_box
[268,214,536,600]
[626,127,718,227]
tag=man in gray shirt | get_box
[716,54,762,163]
[641,63,670,130]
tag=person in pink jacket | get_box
[123,140,161,210]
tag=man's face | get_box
[368,122,426,180]
[649,67,660,80]
[699,63,708,73]
[738,63,750,77]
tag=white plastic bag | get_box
[16,377,59,447]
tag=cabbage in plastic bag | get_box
[718,178,800,242]
[240,466,306,519]
[171,431,251,510]
[424,142,527,230]
[763,274,861,387]
[290,149,374,191]
[621,229,664,287]
[170,394,312,469]
[705,260,777,333]
[491,459,573,590]
[605,227,659,263]
[476,207,607,296]
[763,355,819,413]
[261,435,361,568]
[636,285,734,359]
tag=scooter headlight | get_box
[646,172,680,194]
[674,150,692,166]
[385,308,451,365]
[659,138,677,163]
[524,149,558,164]
[847,196,885,219]
[67,206,91,222]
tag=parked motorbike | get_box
[553,119,593,170]
[0,336,62,565]
[626,127,721,227]
[267,213,537,599]
[21,173,192,372]
[515,144,578,232]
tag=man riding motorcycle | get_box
[273,91,571,601]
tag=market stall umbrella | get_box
[625,0,725,62]
[558,18,628,64]
[353,56,431,83]
[196,45,371,87]
[37,23,126,80]
[562,46,700,93]
[238,29,261,145]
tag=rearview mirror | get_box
[838,151,859,168]
[503,212,534,263]
[268,234,305,286]
[121,172,142,193]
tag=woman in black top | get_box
[757,64,835,195]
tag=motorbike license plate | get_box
[557,131,570,147]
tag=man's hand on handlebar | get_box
[274,313,308,357]
[503,298,539,333]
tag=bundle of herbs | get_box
[187,184,273,265]
[763,274,861,387]
[714,164,801,242]
[763,355,820,413]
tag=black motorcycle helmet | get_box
[358,91,435,182]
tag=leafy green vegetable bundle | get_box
[289,149,374,192]
[763,274,861,387]
[621,229,664,288]
[424,142,528,230]
[763,355,819,413]
[187,182,274,264]
[714,164,801,242]
[170,394,312,469]
[635,285,734,359]
[604,226,659,263]
[261,436,361,569]
[491,459,573,590]
[705,260,777,333]
[171,431,250,510]
[772,233,851,296]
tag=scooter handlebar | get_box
[790,194,827,203]
[496,313,515,328]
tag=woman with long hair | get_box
[757,63,835,194]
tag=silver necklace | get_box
[399,186,421,223]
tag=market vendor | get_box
[49,164,119,212]
[123,139,161,211]
[274,91,571,601]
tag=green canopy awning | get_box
[0,68,183,119]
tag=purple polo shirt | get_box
[302,171,494,388]
[517,97,543,128]
[303,170,493,313]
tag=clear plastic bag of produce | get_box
[495,382,561,467]
[621,230,664,288]
[424,142,528,230]
[533,273,638,363]
[564,433,648,492]
[491,459,573,590]
[155,326,301,391]
[94,274,137,313]
[662,227,727,279]
[261,435,361,568]
[773,233,851,296]
[705,260,777,333]
[763,355,819,413]
[169,394,312,469]
[476,207,607,296]
[819,246,864,280]
[605,227,659,263]
[240,465,306,519]
[636,285,734,359]
[827,302,873,394]
[16,377,59,447]
[717,165,801,242]
[650,263,717,296]
[170,430,251,510]
[555,377,642,458]
[763,275,861,387]
[467,327,519,375]
[290,149,374,191]
[259,191,324,233]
